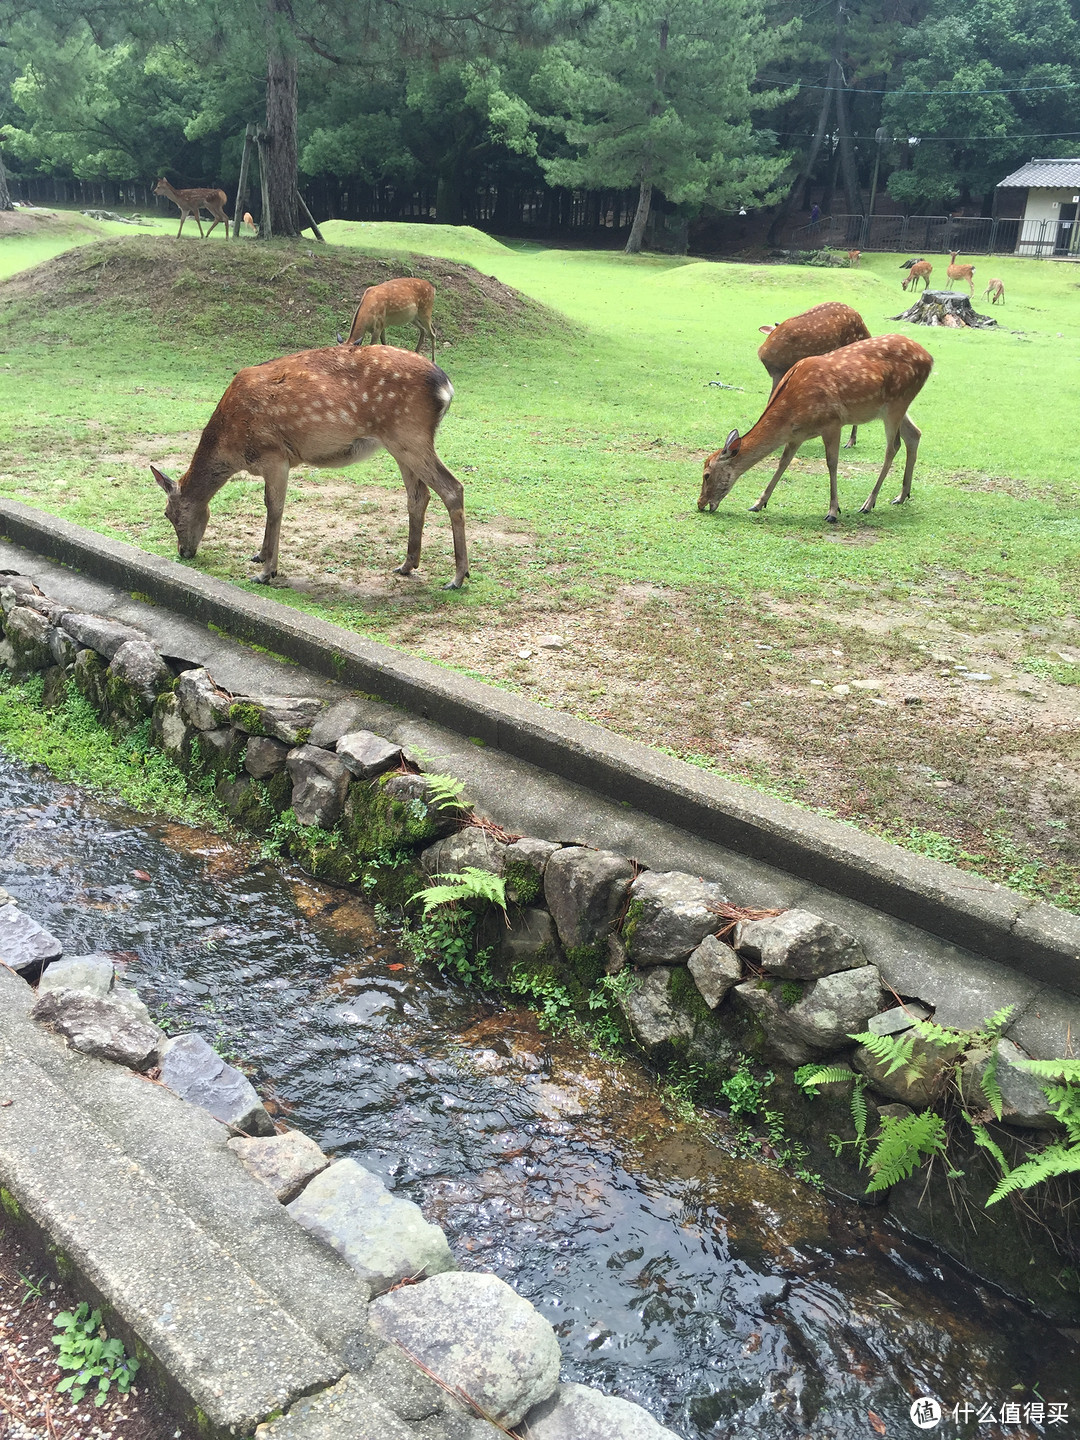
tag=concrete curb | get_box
[1,498,1078,995]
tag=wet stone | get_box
[421,828,507,879]
[524,1382,681,1440]
[245,735,291,780]
[287,1159,454,1295]
[687,935,742,1009]
[368,1271,560,1428]
[618,967,695,1057]
[31,990,165,1071]
[287,745,352,829]
[151,692,193,766]
[853,1031,962,1108]
[73,647,107,712]
[230,695,324,744]
[159,1031,274,1135]
[735,909,867,980]
[0,904,63,978]
[61,611,148,660]
[195,726,246,779]
[228,1129,332,1204]
[38,953,115,998]
[544,847,634,951]
[867,1002,931,1037]
[107,640,171,726]
[335,730,402,779]
[176,667,233,731]
[48,627,79,667]
[960,1038,1059,1130]
[4,605,54,673]
[504,837,559,904]
[626,870,727,967]
[735,965,886,1065]
[500,908,560,968]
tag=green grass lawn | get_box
[1,210,1079,906]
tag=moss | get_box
[295,838,360,886]
[0,1187,21,1220]
[621,896,644,948]
[228,700,266,736]
[341,772,447,858]
[564,942,606,989]
[215,776,277,835]
[73,648,107,713]
[295,725,311,745]
[781,981,804,1007]
[264,767,293,814]
[504,859,540,906]
[757,978,775,994]
[668,965,712,1024]
[361,855,426,910]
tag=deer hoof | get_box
[826,512,840,524]
[392,562,416,578]
[748,502,765,513]
[249,570,276,585]
[890,495,907,506]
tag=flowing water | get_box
[2,753,1076,1439]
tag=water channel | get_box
[3,752,1077,1439]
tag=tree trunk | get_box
[0,150,12,211]
[893,291,997,328]
[834,70,862,215]
[263,0,300,239]
[625,181,653,254]
[766,58,837,244]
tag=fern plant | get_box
[422,772,469,814]
[985,1057,1080,1205]
[865,1111,948,1192]
[411,867,507,916]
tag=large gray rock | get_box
[107,640,171,725]
[151,692,193,765]
[228,1129,332,1203]
[618,968,694,1055]
[687,935,742,1009]
[368,1271,560,1428]
[176,667,233,730]
[48,626,80,667]
[194,725,246,778]
[625,870,726,966]
[735,910,866,980]
[287,1159,454,1295]
[31,990,165,1071]
[245,735,291,779]
[0,905,63,978]
[308,699,373,750]
[735,965,885,1065]
[544,848,634,951]
[524,1383,681,1440]
[61,611,148,660]
[22,594,71,627]
[4,605,54,672]
[336,730,402,779]
[287,744,353,828]
[421,828,507,879]
[0,576,42,613]
[230,695,325,744]
[38,953,115,998]
[500,908,561,968]
[159,1031,275,1135]
[959,1039,1059,1130]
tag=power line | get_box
[780,129,1080,141]
[755,77,1080,95]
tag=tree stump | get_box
[892,291,998,329]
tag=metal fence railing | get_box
[785,212,1071,258]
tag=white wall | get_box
[1018,188,1080,253]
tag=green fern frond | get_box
[1010,1057,1080,1082]
[849,1030,921,1079]
[795,1065,854,1093]
[411,867,507,917]
[979,1049,1004,1121]
[865,1111,947,1193]
[979,1005,1017,1040]
[910,1017,965,1049]
[850,1078,869,1143]
[986,1146,1080,1205]
[423,772,468,813]
[965,1117,1011,1177]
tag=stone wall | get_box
[0,570,1077,1326]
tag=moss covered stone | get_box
[228,701,267,737]
[503,859,540,907]
[215,776,279,835]
[564,942,606,990]
[668,965,713,1025]
[73,647,108,715]
[342,772,459,859]
[620,896,644,949]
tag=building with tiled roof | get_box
[997,159,1080,255]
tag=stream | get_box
[2,752,1077,1439]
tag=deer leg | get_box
[204,215,220,239]
[860,413,905,512]
[251,459,290,582]
[748,442,800,513]
[424,460,470,589]
[192,210,205,238]
[822,426,842,523]
[891,412,921,505]
[392,469,431,579]
[176,215,186,238]
[843,424,858,449]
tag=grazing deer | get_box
[902,260,933,292]
[242,211,258,235]
[983,277,1005,305]
[150,346,468,589]
[154,177,230,239]
[945,251,975,296]
[345,279,437,361]
[847,249,861,267]
[699,334,933,524]
[757,302,871,449]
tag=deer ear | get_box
[723,429,741,457]
[150,465,178,496]
[758,324,775,334]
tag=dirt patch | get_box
[0,236,565,355]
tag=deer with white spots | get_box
[699,334,933,524]
[345,278,437,360]
[150,345,468,588]
[757,302,871,448]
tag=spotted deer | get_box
[757,302,871,448]
[983,277,1005,305]
[901,260,933,292]
[153,177,230,239]
[345,278,437,360]
[946,251,975,296]
[150,346,468,588]
[699,334,933,524]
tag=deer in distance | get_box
[150,346,469,589]
[945,251,975,295]
[847,249,861,267]
[983,277,1005,305]
[699,334,933,524]
[153,177,230,240]
[900,258,933,291]
[757,302,871,448]
[344,278,437,360]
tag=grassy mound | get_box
[0,234,562,355]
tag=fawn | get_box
[901,260,933,292]
[983,277,1005,305]
[345,279,437,360]
[151,346,468,589]
[847,249,861,267]
[757,302,870,448]
[946,252,975,296]
[699,334,933,524]
[153,177,230,240]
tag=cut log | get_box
[893,291,998,329]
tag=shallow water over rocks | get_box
[2,753,1076,1439]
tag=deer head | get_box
[698,429,742,511]
[151,465,210,559]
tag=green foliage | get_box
[985,1057,1080,1205]
[503,859,540,906]
[411,866,507,916]
[53,1302,139,1407]
[422,772,469,814]
[507,962,576,1028]
[779,980,803,1007]
[719,1056,771,1117]
[865,1111,948,1193]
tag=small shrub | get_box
[53,1302,139,1407]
